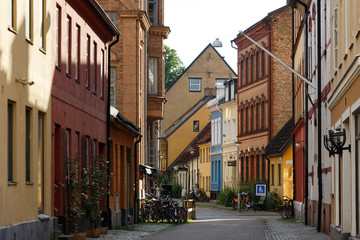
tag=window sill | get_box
[8,181,18,186]
[66,73,72,79]
[75,79,80,84]
[8,26,17,34]
[26,38,34,45]
[26,181,34,185]
[39,48,46,55]
[56,66,62,72]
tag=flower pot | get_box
[99,227,108,234]
[86,228,100,238]
[71,232,86,240]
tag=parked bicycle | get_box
[279,196,293,219]
[140,193,187,223]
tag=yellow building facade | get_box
[0,0,53,238]
[198,142,211,198]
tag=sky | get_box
[164,0,287,71]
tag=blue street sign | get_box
[255,183,267,196]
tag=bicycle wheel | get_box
[279,206,289,219]
[179,207,187,223]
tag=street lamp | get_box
[235,141,242,212]
[323,128,351,156]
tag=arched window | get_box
[251,55,254,82]
[241,60,244,86]
[256,52,260,80]
[262,101,266,129]
[246,107,249,133]
[256,103,260,130]
[262,50,266,77]
[251,105,254,132]
[241,108,244,135]
[246,58,249,84]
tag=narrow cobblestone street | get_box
[88,202,331,240]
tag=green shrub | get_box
[217,187,236,207]
[171,182,182,198]
[264,191,282,211]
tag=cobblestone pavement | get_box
[88,202,331,240]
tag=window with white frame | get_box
[214,119,218,145]
[217,118,221,144]
[211,119,215,145]
[223,121,227,141]
[55,6,61,67]
[25,0,32,40]
[232,119,236,140]
[66,16,71,75]
[227,119,231,141]
[39,0,45,50]
[189,78,201,92]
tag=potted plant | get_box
[81,155,110,238]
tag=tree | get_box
[165,45,185,88]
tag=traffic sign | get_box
[255,183,267,196]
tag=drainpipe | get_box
[106,34,120,230]
[134,136,142,224]
[291,5,296,219]
[295,0,309,225]
[266,17,272,144]
[316,0,322,232]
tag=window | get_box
[251,105,254,132]
[148,57,158,94]
[246,58,249,84]
[75,132,79,158]
[39,0,45,50]
[241,108,244,135]
[148,0,158,25]
[256,103,260,130]
[193,120,199,132]
[256,52,260,79]
[334,8,338,69]
[214,119,218,145]
[110,67,116,106]
[246,156,249,182]
[100,49,104,97]
[25,0,32,40]
[8,0,15,29]
[230,81,235,100]
[86,36,90,88]
[278,164,281,185]
[355,113,360,234]
[251,55,254,82]
[106,11,116,25]
[246,107,249,133]
[241,60,244,86]
[75,25,80,81]
[262,101,266,129]
[232,119,236,140]
[271,164,274,185]
[38,112,45,213]
[211,119,215,145]
[256,155,260,181]
[65,129,70,158]
[26,108,31,182]
[216,78,226,84]
[55,6,61,67]
[8,101,15,183]
[262,50,266,76]
[262,154,266,181]
[241,157,244,183]
[66,16,71,75]
[189,78,201,92]
[93,42,97,92]
[217,118,221,144]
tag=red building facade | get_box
[51,0,119,229]
[233,6,293,187]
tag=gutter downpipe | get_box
[134,136,142,224]
[291,5,296,219]
[316,0,322,232]
[266,17,272,185]
[107,34,120,230]
[295,0,309,225]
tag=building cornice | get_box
[149,25,171,39]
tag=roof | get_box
[265,118,294,157]
[162,95,214,139]
[165,44,237,92]
[168,122,211,169]
[110,106,141,136]
[89,0,121,37]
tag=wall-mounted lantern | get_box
[323,128,351,156]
